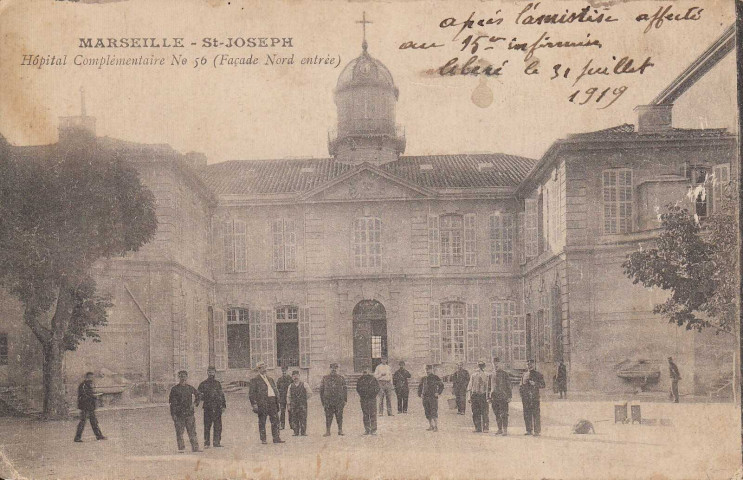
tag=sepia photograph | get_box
[0,0,740,478]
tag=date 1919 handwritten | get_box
[569,86,628,109]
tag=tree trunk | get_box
[42,341,68,419]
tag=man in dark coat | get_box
[319,363,347,436]
[450,362,470,415]
[490,357,512,435]
[198,366,226,448]
[356,368,380,435]
[668,357,681,403]
[73,372,106,442]
[286,370,311,436]
[520,359,546,436]
[169,370,201,452]
[276,366,293,430]
[556,361,568,399]
[417,365,444,431]
[248,361,285,444]
[393,360,411,414]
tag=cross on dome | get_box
[356,11,372,52]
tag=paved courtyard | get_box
[0,392,739,480]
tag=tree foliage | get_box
[0,136,157,416]
[623,193,738,335]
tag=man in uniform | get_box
[417,364,444,431]
[520,359,546,436]
[248,361,285,444]
[73,372,106,442]
[276,365,293,429]
[198,366,226,448]
[356,368,380,435]
[490,357,512,436]
[450,362,470,415]
[319,363,347,436]
[169,370,201,452]
[286,370,311,436]
[374,357,394,416]
[467,360,491,433]
[668,357,681,403]
[393,360,411,414]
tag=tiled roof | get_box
[199,153,538,195]
[567,123,731,140]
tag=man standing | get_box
[356,368,381,435]
[169,370,201,452]
[668,357,681,403]
[198,366,226,448]
[374,357,394,416]
[73,372,106,443]
[556,360,568,399]
[393,360,411,414]
[276,366,293,430]
[520,359,546,436]
[286,370,310,436]
[467,360,491,433]
[417,365,444,431]
[320,363,347,436]
[248,361,285,444]
[490,357,512,436]
[450,362,470,415]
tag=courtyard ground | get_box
[0,391,739,480]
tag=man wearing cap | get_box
[450,362,470,415]
[248,361,285,444]
[320,363,347,436]
[490,357,512,436]
[467,360,491,433]
[276,365,293,430]
[520,359,546,436]
[198,366,226,448]
[374,357,394,416]
[417,364,444,431]
[286,370,311,436]
[356,368,381,435]
[169,370,202,452]
[393,360,411,414]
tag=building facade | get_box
[0,30,737,409]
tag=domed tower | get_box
[328,14,405,165]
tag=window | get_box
[226,308,250,369]
[250,309,275,369]
[489,213,514,265]
[429,304,441,363]
[213,310,227,371]
[272,219,296,271]
[441,302,465,363]
[354,217,382,268]
[550,178,560,248]
[686,166,708,218]
[223,219,247,272]
[275,306,299,368]
[464,214,477,266]
[603,169,633,234]
[524,198,538,258]
[491,301,525,364]
[440,215,463,266]
[0,334,7,366]
[511,314,526,362]
[466,304,479,362]
[712,164,731,213]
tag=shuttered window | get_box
[429,304,441,364]
[272,219,296,271]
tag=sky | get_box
[0,0,737,164]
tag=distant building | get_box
[0,26,736,409]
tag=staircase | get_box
[0,387,43,418]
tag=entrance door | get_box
[276,323,299,368]
[353,300,387,373]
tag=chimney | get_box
[58,87,96,142]
[635,104,673,134]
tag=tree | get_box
[0,136,157,418]
[623,190,738,336]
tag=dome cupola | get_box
[328,13,405,165]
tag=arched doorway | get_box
[352,300,387,373]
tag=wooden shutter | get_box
[272,219,284,271]
[223,220,234,272]
[428,215,440,267]
[213,308,227,371]
[464,213,477,266]
[518,212,525,264]
[429,304,441,364]
[285,219,297,270]
[299,306,311,368]
[234,220,247,272]
[466,303,479,362]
